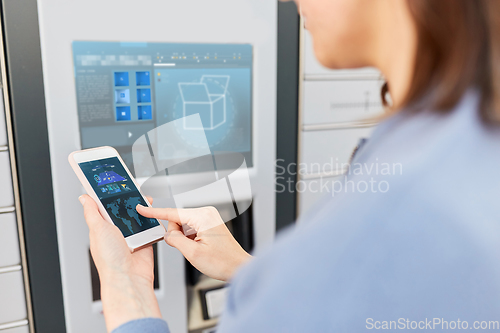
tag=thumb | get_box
[79,194,106,230]
[164,223,197,260]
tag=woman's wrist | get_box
[223,251,252,281]
[100,272,162,332]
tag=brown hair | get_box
[383,0,500,124]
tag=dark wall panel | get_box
[276,2,300,231]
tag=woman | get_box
[80,0,500,331]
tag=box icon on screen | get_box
[116,106,131,121]
[115,89,130,104]
[114,72,129,86]
[178,75,230,130]
[138,105,152,120]
[136,71,150,86]
[137,89,151,103]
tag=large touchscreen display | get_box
[79,156,159,237]
[72,41,253,175]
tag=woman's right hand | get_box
[137,205,252,282]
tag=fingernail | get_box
[78,195,85,205]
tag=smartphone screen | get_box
[78,156,159,237]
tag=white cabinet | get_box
[0,270,27,325]
[298,175,341,215]
[300,127,373,175]
[0,90,7,147]
[0,325,29,333]
[297,28,380,213]
[0,152,14,208]
[302,80,385,125]
[0,213,20,268]
[0,152,13,207]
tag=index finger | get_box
[137,205,181,222]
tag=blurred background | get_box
[0,0,385,332]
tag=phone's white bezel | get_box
[68,146,165,252]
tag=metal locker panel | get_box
[303,29,379,78]
[0,213,21,268]
[298,175,341,215]
[0,325,29,333]
[0,270,27,325]
[300,127,374,175]
[0,152,14,208]
[302,80,385,126]
[0,90,6,147]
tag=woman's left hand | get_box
[79,194,163,333]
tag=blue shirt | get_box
[114,91,500,332]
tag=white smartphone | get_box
[68,146,165,251]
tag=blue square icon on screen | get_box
[115,89,130,104]
[137,89,151,103]
[136,71,150,86]
[138,105,152,120]
[114,72,129,86]
[116,106,131,121]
